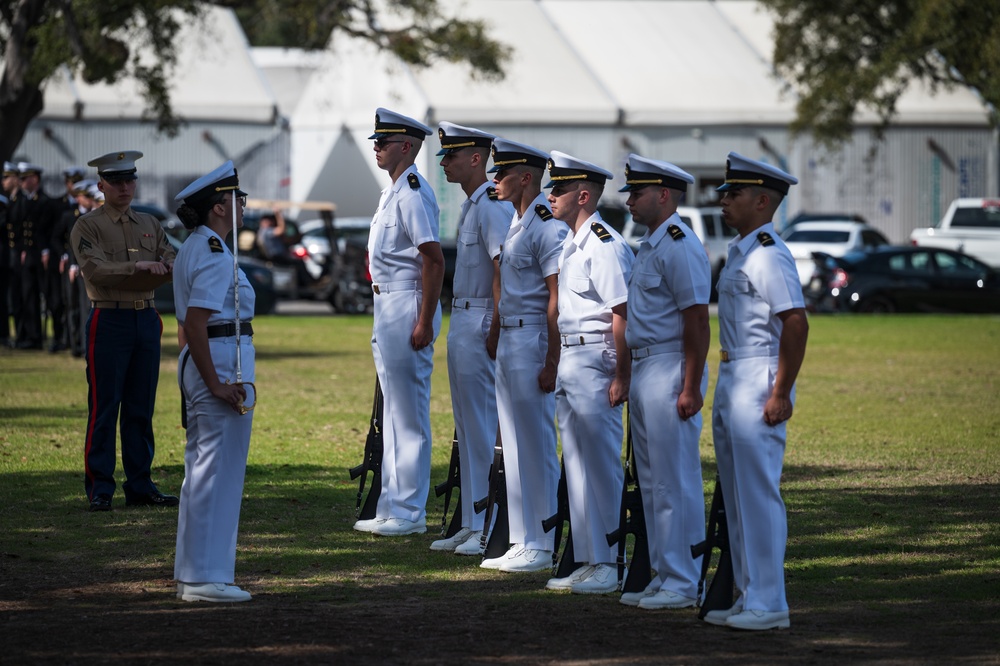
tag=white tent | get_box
[288,0,996,240]
[41,6,276,124]
[21,6,284,206]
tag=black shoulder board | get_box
[407,173,420,190]
[590,222,613,243]
[208,236,224,253]
[667,224,685,240]
[486,186,498,201]
[535,204,553,221]
[757,231,775,247]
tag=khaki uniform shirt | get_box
[70,203,175,302]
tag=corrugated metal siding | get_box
[790,127,999,242]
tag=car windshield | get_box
[785,230,851,243]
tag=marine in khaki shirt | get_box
[70,195,175,303]
[72,149,179,514]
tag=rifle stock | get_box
[542,459,582,577]
[348,378,384,520]
[434,433,463,537]
[606,410,652,593]
[475,429,509,558]
[691,474,735,618]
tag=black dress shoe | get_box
[15,340,43,350]
[89,494,113,512]
[125,490,179,507]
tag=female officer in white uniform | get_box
[172,161,256,603]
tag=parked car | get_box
[154,235,280,315]
[135,201,295,304]
[782,221,890,287]
[909,197,1000,268]
[291,217,373,313]
[803,246,1000,314]
[785,211,868,228]
[621,206,736,293]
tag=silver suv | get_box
[621,206,736,287]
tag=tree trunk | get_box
[0,86,45,162]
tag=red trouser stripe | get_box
[83,309,101,500]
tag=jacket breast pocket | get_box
[566,274,591,296]
[379,211,398,252]
[636,272,661,291]
[720,275,753,321]
[506,252,534,291]
[458,230,481,268]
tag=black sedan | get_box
[154,235,278,315]
[804,246,1000,314]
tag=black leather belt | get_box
[207,322,254,338]
[92,299,154,310]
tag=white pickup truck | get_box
[909,198,1000,267]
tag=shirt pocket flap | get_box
[507,252,533,270]
[637,272,661,290]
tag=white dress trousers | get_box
[446,305,496,529]
[175,337,254,584]
[629,352,707,599]
[555,342,624,565]
[496,323,559,551]
[712,355,790,613]
[371,289,440,522]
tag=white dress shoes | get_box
[637,588,697,610]
[571,563,620,594]
[619,580,659,607]
[177,582,252,603]
[454,531,485,556]
[499,547,553,573]
[725,609,790,631]
[353,517,385,533]
[703,598,744,626]
[430,527,474,551]
[545,564,595,591]
[373,517,427,536]
[480,543,522,570]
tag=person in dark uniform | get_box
[173,161,256,603]
[70,150,178,512]
[42,166,85,353]
[2,162,20,346]
[52,179,96,357]
[0,190,9,347]
[11,162,50,350]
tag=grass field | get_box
[1,312,998,664]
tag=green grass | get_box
[1,312,999,663]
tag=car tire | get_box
[859,295,895,314]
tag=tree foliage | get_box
[760,0,1000,147]
[0,0,506,161]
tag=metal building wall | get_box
[789,127,999,242]
[15,119,288,211]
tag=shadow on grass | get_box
[2,463,998,664]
